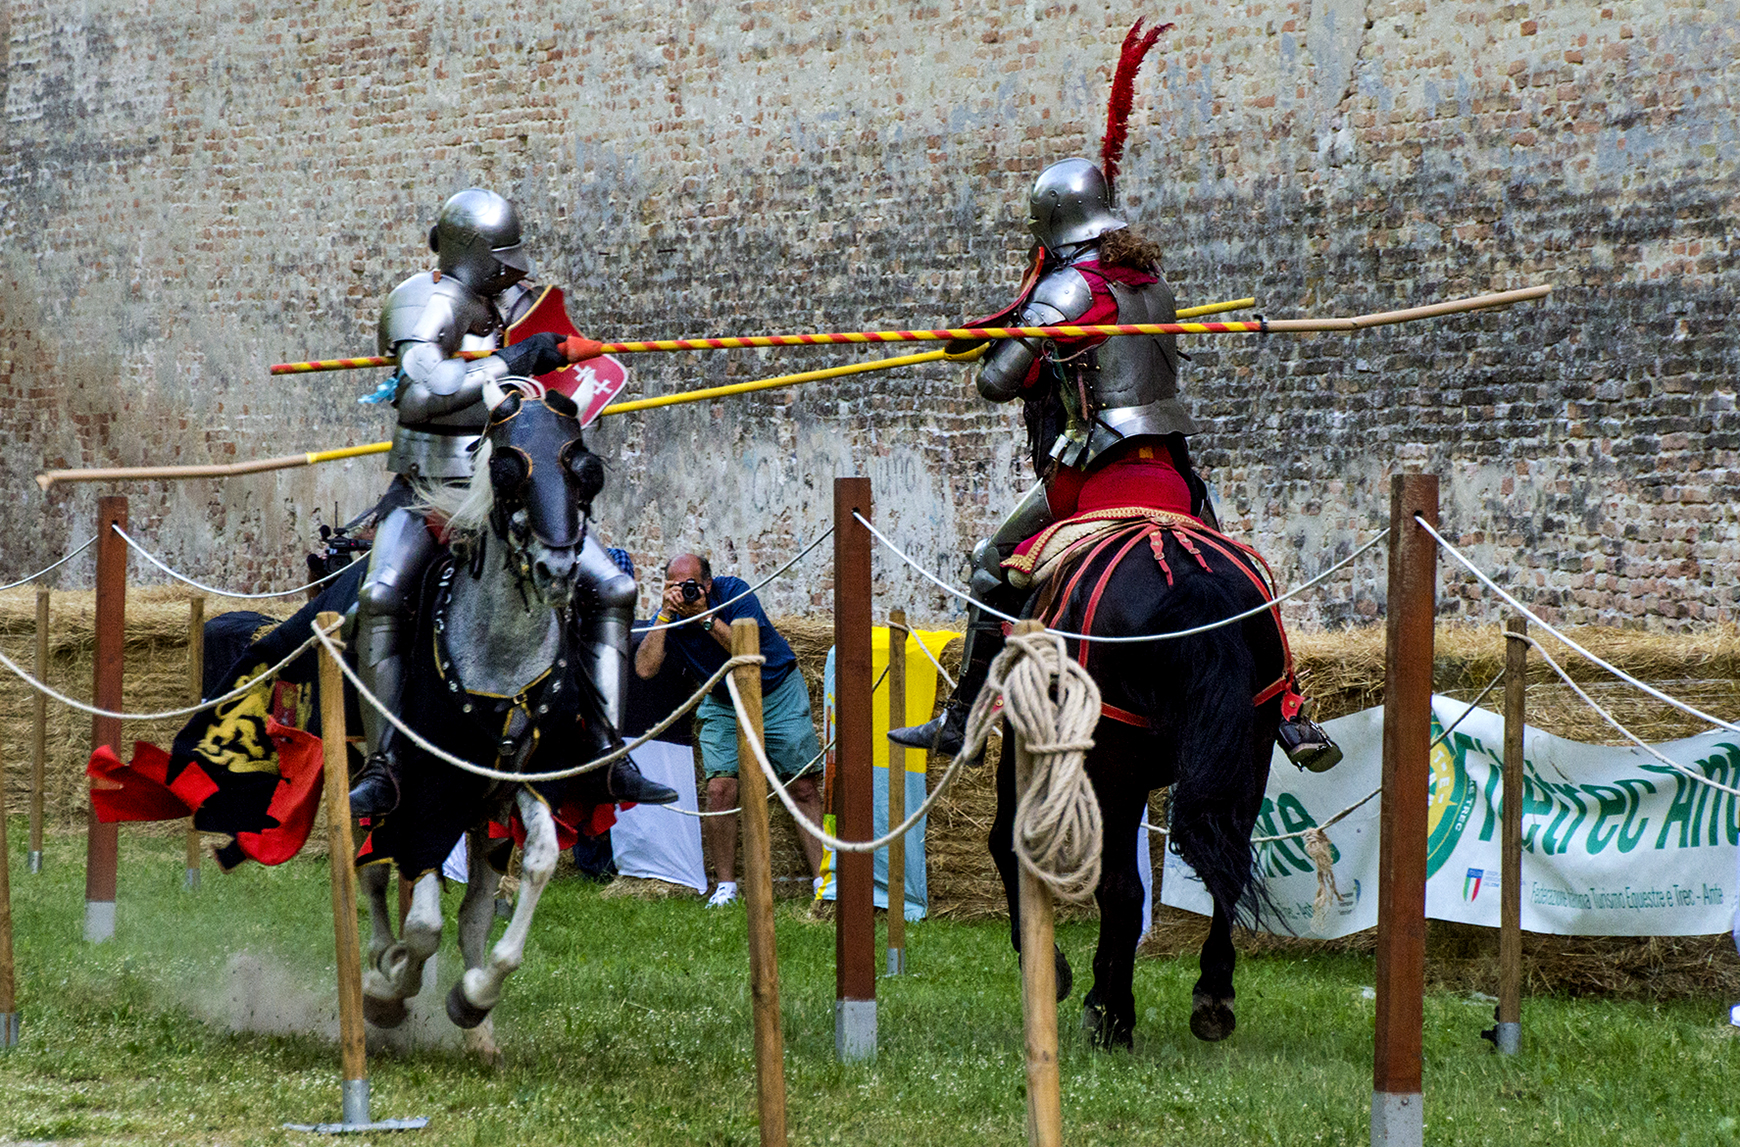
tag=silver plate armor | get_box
[1028,159,1126,254]
[377,271,512,479]
[977,247,1194,472]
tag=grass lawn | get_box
[1,824,1736,1146]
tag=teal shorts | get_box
[695,669,823,781]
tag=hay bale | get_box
[598,875,698,901]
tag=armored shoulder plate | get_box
[1024,267,1094,324]
[377,272,504,356]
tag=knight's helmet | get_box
[1027,159,1127,255]
[429,188,531,296]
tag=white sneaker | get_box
[706,882,740,908]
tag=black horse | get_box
[989,514,1287,1049]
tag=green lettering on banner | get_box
[1583,783,1627,855]
[1519,774,1556,854]
[1255,797,1310,876]
[1614,777,1655,853]
[1475,744,1505,844]
[1276,793,1339,863]
[1650,767,1698,850]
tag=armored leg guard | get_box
[889,484,1053,762]
[349,507,439,818]
[575,536,677,807]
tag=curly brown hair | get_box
[1098,227,1165,273]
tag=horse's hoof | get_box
[1054,944,1073,1002]
[446,981,493,1030]
[1081,991,1134,1050]
[1189,996,1237,1042]
[363,993,409,1030]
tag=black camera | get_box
[680,579,703,602]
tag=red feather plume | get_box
[1101,18,1174,197]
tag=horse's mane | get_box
[412,438,496,540]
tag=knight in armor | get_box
[348,187,676,816]
[887,157,1341,773]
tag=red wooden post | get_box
[833,477,876,1061]
[86,496,127,943]
[1373,474,1436,1146]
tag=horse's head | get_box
[474,378,606,610]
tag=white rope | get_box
[854,511,1387,644]
[1511,630,1740,798]
[887,620,957,691]
[0,621,338,721]
[731,629,1105,902]
[0,537,98,592]
[641,530,834,633]
[115,525,362,600]
[1417,516,1740,738]
[313,618,764,784]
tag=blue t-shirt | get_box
[667,576,798,702]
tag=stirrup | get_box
[348,750,401,817]
[1278,716,1343,773]
[605,758,679,805]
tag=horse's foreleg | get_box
[1190,901,1238,1042]
[448,790,556,1029]
[989,730,1074,1001]
[454,827,504,1063]
[365,869,443,1020]
[359,861,411,1028]
[1083,776,1144,1050]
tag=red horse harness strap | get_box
[1037,511,1298,727]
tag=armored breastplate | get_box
[1050,275,1196,470]
[377,272,505,476]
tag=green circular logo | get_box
[1425,714,1478,879]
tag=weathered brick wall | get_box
[3,0,1736,630]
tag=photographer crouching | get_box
[633,553,826,907]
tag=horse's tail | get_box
[1161,620,1272,929]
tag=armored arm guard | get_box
[976,269,1092,402]
[378,272,510,426]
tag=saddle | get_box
[1018,506,1303,728]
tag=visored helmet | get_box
[1027,159,1127,254]
[429,189,531,295]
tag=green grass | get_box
[1,822,1736,1145]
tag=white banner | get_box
[1161,696,1739,938]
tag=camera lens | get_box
[681,579,701,602]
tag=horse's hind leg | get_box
[989,727,1073,1002]
[448,790,556,1029]
[454,827,504,1063]
[1083,771,1145,1050]
[1190,901,1238,1042]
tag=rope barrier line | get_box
[114,525,362,601]
[1508,630,1740,798]
[641,530,834,633]
[0,537,97,592]
[888,619,958,692]
[0,620,340,722]
[856,511,1387,643]
[313,620,763,784]
[1417,516,1740,738]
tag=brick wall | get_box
[3,0,1736,630]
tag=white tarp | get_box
[610,739,708,893]
[1161,696,1739,938]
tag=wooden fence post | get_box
[885,610,907,977]
[86,496,127,943]
[28,586,49,875]
[832,477,876,1061]
[184,597,205,891]
[1010,619,1062,1147]
[733,620,789,1147]
[1373,473,1436,1147]
[1,736,18,1049]
[315,614,370,1125]
[1497,614,1527,1055]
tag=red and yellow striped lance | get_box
[268,286,1550,375]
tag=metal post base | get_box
[27,850,43,874]
[1371,1091,1423,1147]
[835,998,877,1062]
[1494,1020,1520,1055]
[184,867,201,892]
[1,1012,19,1050]
[886,947,905,977]
[84,900,116,943]
[282,1078,427,1134]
